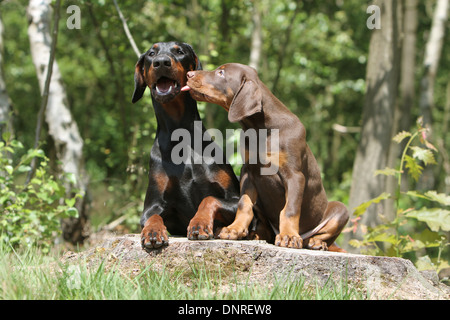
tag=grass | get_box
[0,243,364,300]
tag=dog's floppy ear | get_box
[228,78,262,123]
[184,43,202,71]
[132,53,147,103]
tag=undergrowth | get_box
[0,243,363,300]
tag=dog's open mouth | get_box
[154,77,180,95]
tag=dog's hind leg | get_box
[302,201,349,252]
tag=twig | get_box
[26,0,61,185]
[112,0,141,58]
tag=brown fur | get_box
[186,63,349,252]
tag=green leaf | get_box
[348,239,363,248]
[352,192,391,217]
[406,191,450,206]
[366,233,397,245]
[423,191,450,206]
[17,165,32,173]
[402,239,425,253]
[4,165,13,175]
[67,207,79,218]
[404,155,423,181]
[374,167,400,177]
[405,190,423,199]
[412,228,443,246]
[392,131,411,143]
[2,131,11,142]
[410,146,436,166]
[3,147,13,153]
[10,140,24,149]
[65,198,76,207]
[65,172,77,186]
[406,208,450,232]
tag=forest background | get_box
[0,0,449,273]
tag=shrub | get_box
[0,132,81,252]
[348,119,449,272]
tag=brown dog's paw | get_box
[187,217,214,240]
[304,238,328,251]
[141,215,169,250]
[275,234,303,249]
[218,226,248,240]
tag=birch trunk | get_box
[420,0,449,129]
[27,0,89,244]
[418,0,449,190]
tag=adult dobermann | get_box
[132,42,240,250]
[182,63,349,252]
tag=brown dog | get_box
[182,63,349,252]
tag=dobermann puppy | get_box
[182,63,349,251]
[132,42,240,250]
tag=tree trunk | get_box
[27,0,89,244]
[420,0,448,129]
[418,0,448,190]
[249,0,262,72]
[348,0,402,239]
[398,0,418,136]
[0,14,13,138]
[385,0,417,221]
[439,81,450,194]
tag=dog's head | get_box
[132,42,202,104]
[183,63,262,122]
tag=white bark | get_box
[27,0,88,243]
[27,0,86,189]
[418,0,448,190]
[420,0,449,128]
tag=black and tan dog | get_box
[132,43,240,250]
[182,63,349,251]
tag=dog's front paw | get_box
[218,225,248,240]
[187,217,214,240]
[141,215,169,250]
[275,233,303,249]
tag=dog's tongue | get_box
[156,77,175,94]
[181,85,190,92]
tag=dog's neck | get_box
[152,93,203,151]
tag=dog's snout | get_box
[187,71,195,78]
[153,56,172,68]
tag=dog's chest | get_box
[250,171,284,201]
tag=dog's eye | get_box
[149,51,155,57]
[176,49,184,55]
[217,70,225,77]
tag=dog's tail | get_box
[300,217,347,253]
[299,217,331,240]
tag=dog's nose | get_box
[153,56,172,68]
[187,71,195,78]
